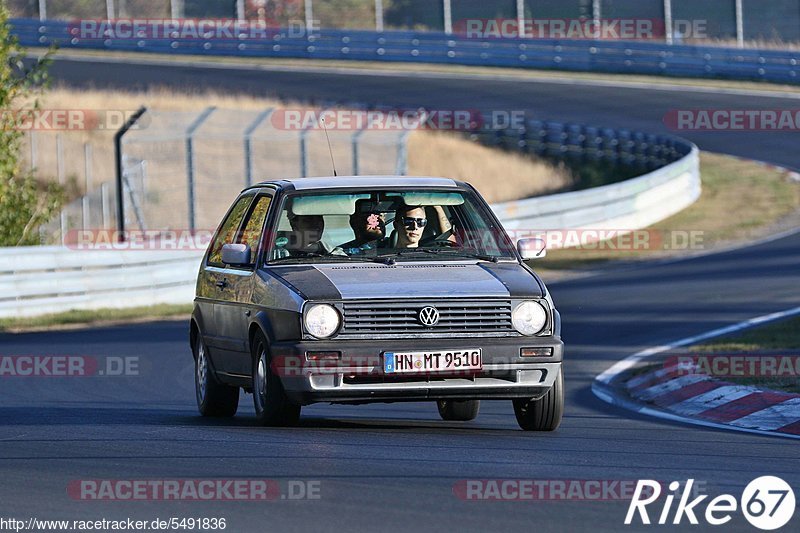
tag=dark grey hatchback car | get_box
[191,176,564,431]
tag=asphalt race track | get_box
[1,58,799,532]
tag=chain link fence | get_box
[30,107,409,243]
[8,0,800,46]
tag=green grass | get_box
[0,304,193,333]
[691,317,800,353]
[688,316,800,394]
[534,152,800,272]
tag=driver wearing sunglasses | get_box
[394,204,428,248]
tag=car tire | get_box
[513,368,564,431]
[194,334,239,417]
[436,400,480,421]
[251,331,301,427]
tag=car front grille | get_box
[338,299,517,337]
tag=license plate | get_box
[384,349,482,374]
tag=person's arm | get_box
[433,205,457,243]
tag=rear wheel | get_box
[252,331,301,427]
[194,335,239,417]
[437,400,480,421]
[513,368,564,431]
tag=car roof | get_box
[248,176,462,192]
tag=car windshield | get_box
[265,189,517,264]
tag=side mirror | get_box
[517,238,547,260]
[221,243,251,266]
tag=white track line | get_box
[593,305,800,440]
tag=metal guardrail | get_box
[10,18,800,84]
[0,247,202,318]
[3,19,702,319]
[0,122,699,319]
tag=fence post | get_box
[516,0,526,38]
[101,183,110,229]
[300,129,309,178]
[114,106,147,240]
[237,0,245,21]
[56,134,64,184]
[351,126,368,175]
[395,131,412,175]
[185,107,216,234]
[305,0,314,33]
[29,131,37,170]
[375,0,384,32]
[244,108,274,187]
[106,0,115,20]
[443,0,452,35]
[663,0,673,44]
[83,143,92,229]
[592,0,601,39]
[735,0,744,47]
[38,0,46,21]
[170,0,184,19]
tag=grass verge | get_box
[0,304,193,333]
[535,152,800,273]
[687,316,800,394]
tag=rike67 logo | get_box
[626,477,795,530]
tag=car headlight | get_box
[512,301,548,336]
[304,304,341,339]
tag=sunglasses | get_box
[402,217,428,229]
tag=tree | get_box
[0,4,63,246]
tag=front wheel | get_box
[437,400,480,421]
[194,335,239,417]
[252,331,301,427]
[513,368,564,431]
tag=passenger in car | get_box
[339,199,389,254]
[287,214,343,256]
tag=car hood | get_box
[270,262,544,300]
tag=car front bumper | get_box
[269,336,564,405]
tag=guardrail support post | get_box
[114,106,147,241]
[185,107,216,234]
[244,108,274,187]
[106,0,115,20]
[38,0,46,21]
[237,0,246,21]
[516,0,526,38]
[443,0,452,35]
[735,0,744,48]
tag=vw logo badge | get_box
[419,306,440,327]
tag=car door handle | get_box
[216,278,229,289]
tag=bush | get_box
[0,4,63,246]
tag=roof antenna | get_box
[320,116,338,177]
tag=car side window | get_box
[236,195,273,267]
[207,195,253,267]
